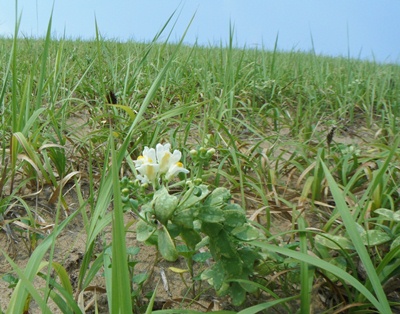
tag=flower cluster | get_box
[134,143,189,186]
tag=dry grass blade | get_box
[48,171,81,207]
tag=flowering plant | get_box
[121,143,262,305]
[133,143,189,187]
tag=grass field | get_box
[1,16,400,313]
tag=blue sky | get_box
[0,0,399,64]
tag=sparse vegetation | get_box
[1,12,400,314]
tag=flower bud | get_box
[120,177,129,185]
[194,178,203,185]
[189,149,198,157]
[206,148,216,157]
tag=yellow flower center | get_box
[147,165,156,178]
[138,155,153,162]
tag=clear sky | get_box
[0,0,399,64]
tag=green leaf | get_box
[201,261,225,290]
[223,208,246,227]
[198,205,225,223]
[315,234,355,250]
[145,234,158,246]
[153,186,178,225]
[238,247,260,271]
[361,229,391,246]
[136,219,156,242]
[201,222,223,237]
[2,274,18,288]
[230,282,246,306]
[132,273,148,285]
[176,245,194,259]
[210,230,237,259]
[375,208,400,222]
[221,257,243,276]
[126,247,140,256]
[207,187,231,207]
[108,104,136,121]
[158,225,178,262]
[166,223,181,238]
[51,262,73,295]
[193,251,212,263]
[224,203,245,212]
[171,208,194,229]
[179,184,210,208]
[391,235,400,251]
[180,229,201,249]
[231,224,260,241]
[323,256,347,282]
[194,236,209,251]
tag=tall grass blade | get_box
[356,137,400,222]
[34,8,53,111]
[320,159,391,312]
[250,241,384,312]
[237,296,298,314]
[145,282,159,314]
[110,134,132,313]
[2,253,52,314]
[5,208,81,313]
[9,3,22,192]
[298,217,312,313]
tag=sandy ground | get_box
[0,183,228,313]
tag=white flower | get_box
[156,143,184,175]
[136,163,159,184]
[134,143,189,185]
[156,143,172,174]
[134,146,159,184]
[166,161,189,180]
[134,147,156,166]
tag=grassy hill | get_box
[0,29,400,313]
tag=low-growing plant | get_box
[121,143,263,306]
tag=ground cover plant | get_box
[1,11,400,314]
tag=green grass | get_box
[1,11,400,313]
